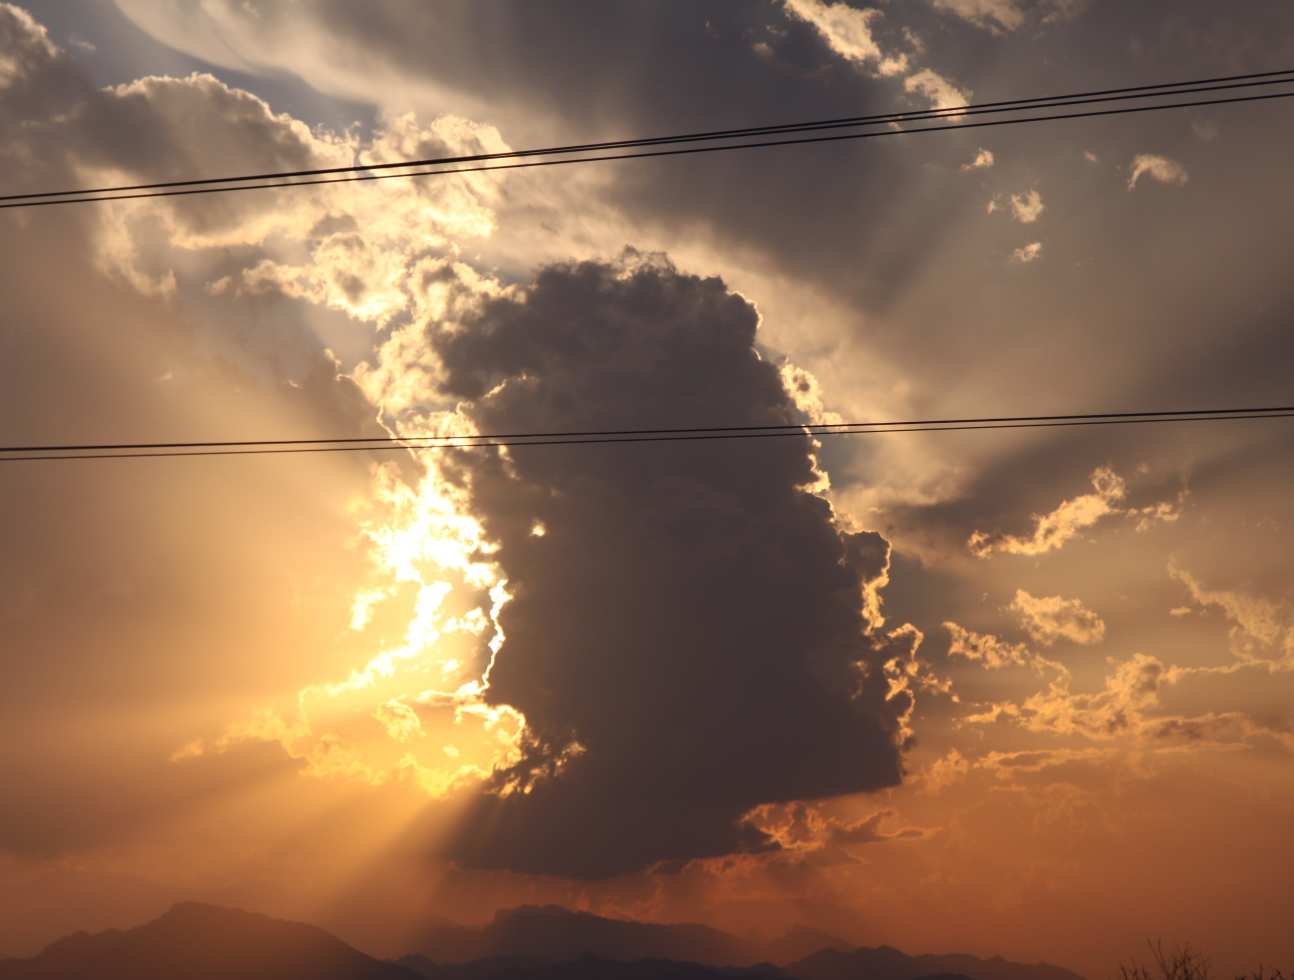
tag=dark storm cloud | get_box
[421,255,905,877]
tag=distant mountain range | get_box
[0,901,1087,980]
[0,903,417,980]
[414,904,781,965]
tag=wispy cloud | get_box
[1128,153,1189,190]
[1009,241,1043,264]
[1010,590,1105,646]
[1008,189,1045,224]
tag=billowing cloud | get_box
[1010,590,1105,646]
[1128,153,1189,190]
[7,1,1294,968]
[961,147,995,170]
[394,254,912,877]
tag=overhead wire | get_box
[3,407,1292,463]
[2,66,1292,203]
[2,72,1293,210]
[3,404,1293,455]
[3,73,1292,461]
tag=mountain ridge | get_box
[0,902,419,980]
[0,901,1087,980]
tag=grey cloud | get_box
[412,255,906,877]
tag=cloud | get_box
[921,748,972,791]
[969,653,1167,739]
[945,622,1033,670]
[780,0,908,76]
[0,5,524,859]
[1008,189,1045,224]
[968,653,1294,754]
[961,147,995,170]
[903,67,971,110]
[968,466,1124,557]
[1126,489,1187,532]
[967,468,1182,558]
[1009,241,1043,264]
[921,745,1113,792]
[1041,0,1090,23]
[1010,590,1105,646]
[780,1,969,111]
[1128,153,1189,190]
[931,0,1026,33]
[745,801,929,862]
[391,254,912,877]
[1169,565,1294,668]
[944,622,1067,677]
[0,3,56,90]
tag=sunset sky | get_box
[2,2,1292,976]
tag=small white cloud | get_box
[1008,189,1045,224]
[1127,153,1189,191]
[961,147,995,171]
[904,67,970,111]
[1083,149,1099,164]
[1010,241,1043,264]
[780,0,908,75]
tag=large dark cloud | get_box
[419,256,905,877]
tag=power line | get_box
[3,77,1293,210]
[3,407,1291,463]
[3,404,1292,455]
[3,68,1291,204]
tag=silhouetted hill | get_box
[762,926,852,964]
[790,945,1085,980]
[399,953,786,980]
[0,902,419,980]
[0,901,1087,980]
[419,905,756,965]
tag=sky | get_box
[1,1,1293,975]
